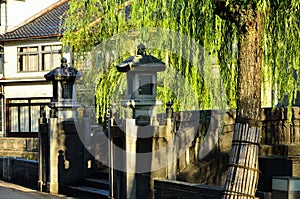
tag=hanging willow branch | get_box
[61,0,300,121]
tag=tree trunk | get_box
[218,3,263,199]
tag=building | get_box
[0,0,59,34]
[0,0,69,137]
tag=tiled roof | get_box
[1,0,69,41]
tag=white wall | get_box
[4,82,53,98]
[3,39,62,79]
[0,0,59,33]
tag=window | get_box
[0,98,2,132]
[18,45,61,72]
[62,81,74,99]
[0,47,3,74]
[18,46,38,72]
[138,75,154,95]
[41,45,61,71]
[7,98,51,137]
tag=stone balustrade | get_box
[261,107,300,145]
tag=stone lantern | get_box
[116,43,166,125]
[110,43,178,199]
[44,57,82,120]
[40,57,87,194]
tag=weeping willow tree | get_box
[61,0,226,121]
[61,0,300,198]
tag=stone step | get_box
[94,170,109,180]
[66,168,110,199]
[67,185,109,199]
[83,178,109,190]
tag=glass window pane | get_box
[10,107,18,132]
[18,47,25,53]
[28,46,38,52]
[20,106,29,132]
[18,54,38,72]
[53,53,61,67]
[52,45,61,51]
[31,99,51,103]
[0,99,2,132]
[42,46,51,51]
[28,54,38,71]
[18,54,26,71]
[31,106,39,132]
[42,53,51,71]
[0,53,3,74]
[10,100,28,103]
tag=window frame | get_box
[41,45,62,71]
[17,46,39,72]
[7,98,51,137]
[0,47,4,74]
[17,44,62,72]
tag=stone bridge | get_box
[0,107,300,198]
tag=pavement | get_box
[0,180,76,199]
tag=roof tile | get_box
[1,1,69,40]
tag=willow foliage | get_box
[61,0,300,121]
[263,1,300,106]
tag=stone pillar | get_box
[77,109,93,178]
[166,103,176,180]
[47,116,59,194]
[46,108,87,194]
[149,104,176,199]
[166,118,176,180]
[122,102,137,198]
[109,123,126,199]
[288,145,300,177]
[38,106,48,192]
[125,119,137,199]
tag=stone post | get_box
[38,105,48,192]
[122,101,137,198]
[166,126,176,180]
[47,115,59,194]
[125,118,137,199]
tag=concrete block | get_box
[272,176,300,199]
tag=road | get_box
[0,180,76,199]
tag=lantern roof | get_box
[44,57,82,81]
[116,44,166,73]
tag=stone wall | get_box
[175,107,300,174]
[177,152,229,187]
[261,107,300,145]
[154,179,223,199]
[0,138,38,160]
[0,156,38,188]
[169,109,235,187]
[172,107,300,197]
[259,107,300,194]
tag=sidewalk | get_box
[0,180,76,199]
